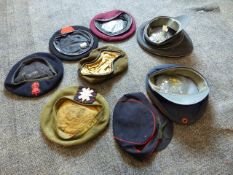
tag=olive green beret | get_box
[40,86,110,146]
[78,45,128,83]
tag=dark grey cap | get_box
[137,16,193,57]
[146,64,210,125]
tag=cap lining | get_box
[12,58,57,85]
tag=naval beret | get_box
[90,10,136,42]
[146,64,210,125]
[49,26,98,61]
[137,16,193,57]
[78,45,128,83]
[40,86,110,146]
[4,52,63,97]
[113,92,173,158]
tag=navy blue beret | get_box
[49,26,98,61]
[4,52,63,97]
[146,64,210,125]
[113,92,173,158]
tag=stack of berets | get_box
[146,64,210,125]
[78,45,128,83]
[4,13,133,97]
[113,92,173,158]
[90,10,136,42]
[40,86,110,146]
[3,9,211,160]
[4,52,64,97]
[137,16,193,57]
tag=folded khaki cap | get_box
[40,86,110,146]
[78,45,128,83]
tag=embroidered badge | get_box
[31,82,40,96]
[60,26,75,35]
[74,86,97,104]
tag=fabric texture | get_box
[1,0,233,174]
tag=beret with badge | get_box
[49,26,98,61]
[40,86,110,146]
[4,52,63,97]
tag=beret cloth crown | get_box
[49,26,98,61]
[90,10,136,42]
[78,45,128,83]
[146,64,210,125]
[4,52,63,97]
[40,86,110,146]
[113,92,173,158]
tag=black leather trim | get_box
[49,26,98,61]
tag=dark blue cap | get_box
[113,92,173,158]
[4,52,63,97]
[146,64,210,125]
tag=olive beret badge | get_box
[74,86,97,104]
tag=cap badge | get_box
[74,86,97,104]
[31,82,40,96]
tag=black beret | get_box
[49,26,98,61]
[113,92,173,158]
[4,52,63,97]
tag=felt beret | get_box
[78,45,128,83]
[137,16,193,57]
[4,52,63,97]
[40,86,110,146]
[113,92,173,158]
[146,64,210,125]
[49,26,98,61]
[90,10,136,42]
